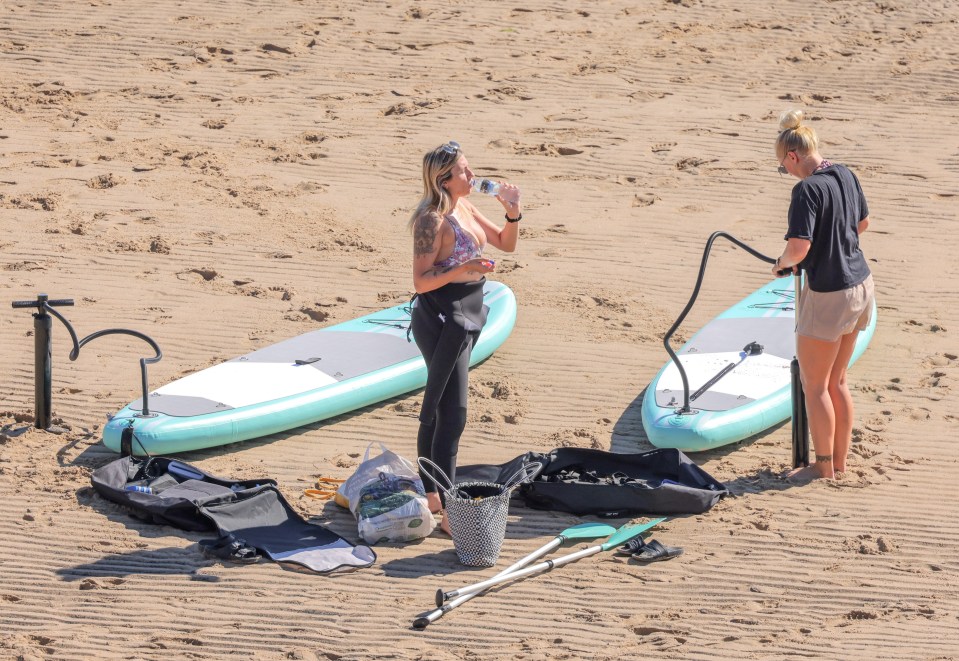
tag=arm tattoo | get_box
[427,265,455,277]
[413,214,438,257]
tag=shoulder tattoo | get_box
[413,213,438,256]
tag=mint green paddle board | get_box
[641,278,876,451]
[102,281,516,455]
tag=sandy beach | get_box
[2,0,958,658]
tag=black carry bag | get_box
[458,447,728,517]
[90,454,274,531]
[91,451,377,573]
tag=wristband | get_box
[505,213,522,223]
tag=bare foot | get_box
[784,464,832,483]
[432,510,452,537]
[426,492,442,514]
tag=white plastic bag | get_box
[338,442,435,544]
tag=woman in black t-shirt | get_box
[772,110,875,481]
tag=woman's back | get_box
[787,163,871,292]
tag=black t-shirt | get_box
[785,163,871,292]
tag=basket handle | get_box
[501,461,543,492]
[417,457,455,494]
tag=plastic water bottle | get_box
[126,485,153,494]
[471,178,501,196]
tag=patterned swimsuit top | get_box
[433,213,483,269]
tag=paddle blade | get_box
[412,616,430,630]
[560,522,618,540]
[601,518,666,550]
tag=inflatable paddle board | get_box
[103,281,516,455]
[641,278,876,452]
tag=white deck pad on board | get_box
[155,362,338,409]
[655,351,791,411]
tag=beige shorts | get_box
[797,274,875,342]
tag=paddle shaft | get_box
[439,517,664,603]
[442,544,602,602]
[415,537,563,627]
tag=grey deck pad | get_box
[129,393,234,417]
[230,329,421,381]
[655,388,756,412]
[679,317,794,360]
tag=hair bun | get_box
[778,109,804,131]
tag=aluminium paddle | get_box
[412,522,617,630]
[436,518,666,606]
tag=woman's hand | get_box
[772,260,796,277]
[495,183,521,219]
[773,238,811,277]
[461,258,496,276]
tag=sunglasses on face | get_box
[778,152,792,176]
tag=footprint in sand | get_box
[180,267,218,282]
[79,577,126,590]
[376,291,408,304]
[249,329,275,343]
[540,428,603,450]
[494,259,523,273]
[512,143,582,157]
[922,352,956,369]
[87,173,124,189]
[916,353,955,399]
[475,86,534,103]
[651,142,677,153]
[383,98,444,116]
[843,533,896,555]
[0,191,61,211]
[862,415,887,432]
[287,297,345,323]
[902,319,947,333]
[843,608,881,621]
[675,157,714,173]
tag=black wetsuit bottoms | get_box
[411,279,488,501]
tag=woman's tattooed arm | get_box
[414,213,438,256]
[426,265,455,277]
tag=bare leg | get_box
[789,333,843,480]
[829,330,860,473]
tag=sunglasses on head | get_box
[439,141,460,156]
